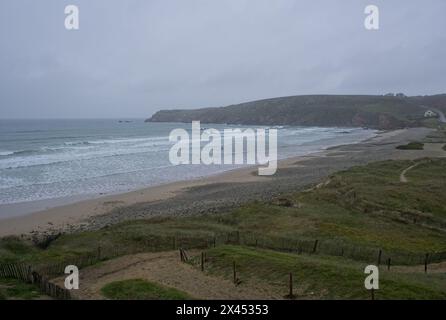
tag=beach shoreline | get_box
[0,151,321,237]
[0,127,441,238]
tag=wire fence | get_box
[221,231,446,267]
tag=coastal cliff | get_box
[146,94,446,129]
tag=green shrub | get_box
[396,142,424,150]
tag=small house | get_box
[424,110,437,118]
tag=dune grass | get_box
[200,245,446,300]
[101,279,192,300]
[0,236,41,265]
[0,278,42,300]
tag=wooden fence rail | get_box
[2,231,445,300]
[0,263,71,300]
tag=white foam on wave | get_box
[0,126,378,205]
[0,135,171,170]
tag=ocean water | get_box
[0,119,376,207]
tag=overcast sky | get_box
[0,0,445,118]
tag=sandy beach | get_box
[1,127,444,238]
[0,165,266,237]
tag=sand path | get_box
[52,250,280,300]
[400,163,420,183]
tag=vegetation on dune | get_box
[0,236,40,264]
[1,158,446,299]
[0,278,42,300]
[198,245,446,300]
[101,279,192,300]
[294,159,446,253]
[396,142,424,150]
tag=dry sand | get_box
[52,250,281,300]
[1,127,444,238]
[0,166,264,237]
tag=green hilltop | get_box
[146,94,446,130]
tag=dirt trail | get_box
[53,250,280,300]
[399,143,446,183]
[399,163,419,183]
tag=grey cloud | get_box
[0,0,445,118]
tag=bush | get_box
[396,142,424,150]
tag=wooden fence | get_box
[2,231,445,300]
[0,263,71,300]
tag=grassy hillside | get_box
[409,94,446,113]
[146,95,436,129]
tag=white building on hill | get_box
[424,110,437,118]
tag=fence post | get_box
[387,258,391,271]
[286,272,295,299]
[213,237,216,248]
[8,264,13,278]
[377,249,382,266]
[424,253,429,273]
[312,240,319,253]
[201,252,205,272]
[233,261,237,284]
[371,288,375,300]
[13,264,19,279]
[173,237,176,250]
[97,246,101,260]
